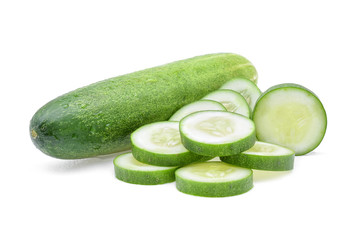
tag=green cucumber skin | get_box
[30,53,258,159]
[114,163,177,185]
[175,170,253,197]
[252,83,327,156]
[131,143,211,167]
[220,153,294,171]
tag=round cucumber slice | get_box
[202,89,250,118]
[179,111,256,156]
[220,141,295,171]
[169,100,226,121]
[131,121,207,166]
[175,161,253,197]
[220,78,261,111]
[253,83,327,155]
[113,153,178,185]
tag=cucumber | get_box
[169,100,226,121]
[202,89,250,117]
[30,53,257,159]
[220,78,261,111]
[220,141,295,171]
[131,121,207,166]
[179,110,256,156]
[113,153,178,185]
[252,83,327,155]
[175,161,253,197]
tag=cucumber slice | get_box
[220,141,295,171]
[175,161,253,197]
[202,89,250,117]
[169,100,226,121]
[179,110,256,156]
[253,83,327,155]
[220,78,261,111]
[131,121,207,166]
[113,153,178,185]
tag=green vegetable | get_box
[113,153,178,185]
[252,83,327,155]
[131,121,207,166]
[29,53,257,159]
[220,141,295,171]
[179,110,256,156]
[175,161,253,197]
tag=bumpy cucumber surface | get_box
[175,161,253,197]
[253,83,327,155]
[114,153,178,185]
[179,111,256,156]
[131,121,207,166]
[220,141,295,171]
[202,89,250,117]
[220,78,261,111]
[30,53,257,159]
[169,100,226,121]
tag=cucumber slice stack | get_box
[221,141,295,171]
[114,153,178,185]
[179,111,256,156]
[175,161,253,197]
[202,89,251,118]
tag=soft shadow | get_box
[253,169,292,182]
[45,150,130,173]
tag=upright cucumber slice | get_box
[131,121,206,166]
[175,161,253,197]
[179,111,256,156]
[202,89,250,117]
[169,100,226,121]
[253,83,327,155]
[113,153,178,185]
[220,141,295,171]
[220,78,261,111]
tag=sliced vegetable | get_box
[169,100,226,121]
[175,161,253,197]
[131,121,207,166]
[179,110,256,156]
[113,153,178,185]
[220,141,295,171]
[252,83,327,155]
[202,89,250,117]
[220,78,261,111]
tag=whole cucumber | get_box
[30,53,257,159]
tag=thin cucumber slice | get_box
[175,161,253,197]
[220,141,295,171]
[202,89,250,117]
[179,110,256,156]
[220,78,261,111]
[113,153,178,185]
[131,121,207,166]
[169,100,226,121]
[253,83,327,155]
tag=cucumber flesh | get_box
[169,100,226,121]
[220,141,295,171]
[175,161,253,197]
[113,153,178,185]
[179,110,256,156]
[131,121,207,166]
[202,89,250,118]
[220,78,261,111]
[252,83,327,155]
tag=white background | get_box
[1,0,358,239]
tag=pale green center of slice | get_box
[196,117,234,137]
[221,101,238,112]
[190,163,235,178]
[248,144,277,153]
[240,90,251,106]
[151,127,181,147]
